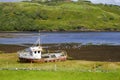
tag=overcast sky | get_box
[0,0,21,2]
[89,0,120,5]
[0,0,120,5]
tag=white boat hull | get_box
[19,56,67,63]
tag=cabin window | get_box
[61,54,64,56]
[38,51,40,53]
[51,55,56,58]
[42,56,49,58]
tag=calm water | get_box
[0,32,120,45]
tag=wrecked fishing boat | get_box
[18,33,67,63]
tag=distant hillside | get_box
[0,2,120,31]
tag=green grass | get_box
[0,53,120,71]
[0,70,120,80]
[0,53,120,72]
[0,2,120,31]
[0,53,120,80]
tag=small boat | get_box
[18,33,67,63]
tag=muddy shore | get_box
[0,44,120,62]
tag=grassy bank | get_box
[0,53,120,71]
[0,53,120,80]
[0,1,120,31]
[0,70,120,80]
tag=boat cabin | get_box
[19,46,43,59]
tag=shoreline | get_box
[0,44,120,62]
[0,30,120,33]
[0,31,120,38]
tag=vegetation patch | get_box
[0,1,120,31]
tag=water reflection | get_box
[0,32,120,45]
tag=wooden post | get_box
[54,64,57,71]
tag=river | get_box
[0,32,120,45]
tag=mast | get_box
[32,31,41,47]
[38,31,40,47]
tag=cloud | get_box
[0,0,22,2]
[89,0,120,5]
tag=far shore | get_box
[0,30,120,33]
[0,31,120,38]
